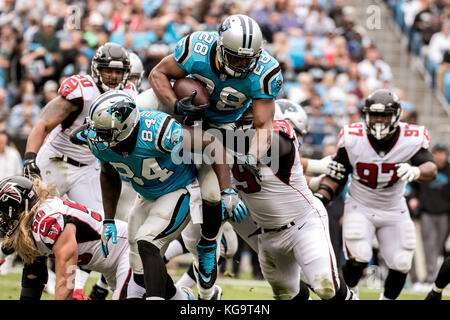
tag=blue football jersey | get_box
[174,31,283,125]
[88,110,197,200]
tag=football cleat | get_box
[196,241,218,290]
[179,286,196,300]
[89,284,109,300]
[211,285,223,300]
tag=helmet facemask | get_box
[364,105,400,140]
[218,43,261,78]
[91,43,131,92]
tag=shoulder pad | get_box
[273,120,295,140]
[59,76,80,98]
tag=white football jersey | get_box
[232,120,322,229]
[31,197,128,274]
[338,122,431,212]
[44,75,137,165]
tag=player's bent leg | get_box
[294,214,342,300]
[258,233,300,300]
[20,256,48,300]
[134,189,192,299]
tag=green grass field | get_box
[0,266,448,300]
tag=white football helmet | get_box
[128,52,144,89]
[87,90,140,151]
[217,14,262,78]
[274,99,308,136]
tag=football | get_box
[173,77,209,105]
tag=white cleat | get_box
[179,286,196,300]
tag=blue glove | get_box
[221,189,248,224]
[101,219,117,258]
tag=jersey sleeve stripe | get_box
[176,34,192,66]
[155,115,173,154]
[260,62,281,95]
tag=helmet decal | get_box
[0,183,22,206]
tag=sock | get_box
[201,201,222,240]
[176,271,197,289]
[74,269,90,290]
[435,256,450,290]
[342,259,367,288]
[383,269,407,300]
[137,240,167,299]
[164,239,186,262]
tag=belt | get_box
[248,221,296,237]
[50,155,88,167]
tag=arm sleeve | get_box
[410,147,435,166]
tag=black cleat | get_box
[89,284,109,300]
[424,290,442,301]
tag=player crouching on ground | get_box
[0,176,145,300]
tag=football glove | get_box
[101,219,117,258]
[309,174,325,192]
[23,152,41,179]
[395,163,420,182]
[325,160,346,181]
[72,289,91,300]
[221,189,248,224]
[174,90,209,116]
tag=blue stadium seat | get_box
[444,70,450,102]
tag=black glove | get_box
[23,152,41,179]
[174,90,209,116]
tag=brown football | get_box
[173,77,209,105]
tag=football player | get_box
[149,14,282,299]
[425,256,450,300]
[0,176,146,300]
[313,89,437,300]
[79,90,246,300]
[21,42,138,300]
[227,100,355,300]
[128,52,145,92]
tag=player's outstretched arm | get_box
[248,98,275,160]
[149,54,188,113]
[99,161,122,220]
[52,223,78,300]
[25,96,78,155]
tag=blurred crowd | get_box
[0,0,421,158]
[0,0,448,289]
[388,0,450,99]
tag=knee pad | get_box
[310,275,336,300]
[343,215,372,262]
[198,165,221,204]
[20,257,48,300]
[391,250,414,273]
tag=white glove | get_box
[309,174,325,192]
[395,163,420,182]
[326,160,346,180]
[305,155,332,174]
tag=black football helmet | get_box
[362,89,401,140]
[0,176,39,236]
[91,42,131,92]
